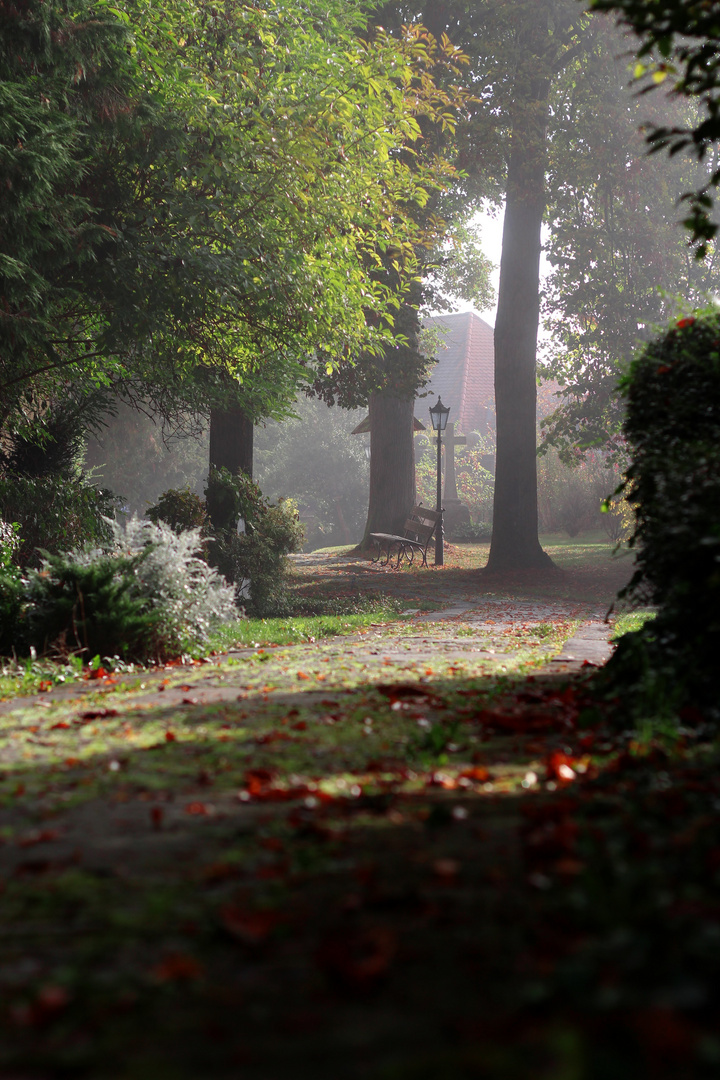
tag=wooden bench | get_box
[369,505,442,570]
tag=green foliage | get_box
[204,468,267,535]
[590,0,720,254]
[17,519,235,662]
[1,0,470,451]
[147,488,208,536]
[603,311,720,714]
[0,474,118,568]
[201,469,304,616]
[0,523,24,656]
[540,17,720,459]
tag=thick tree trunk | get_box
[360,391,416,546]
[209,407,253,478]
[487,5,554,571]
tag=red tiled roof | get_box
[420,312,495,435]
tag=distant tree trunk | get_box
[360,391,416,546]
[209,407,253,478]
[487,4,554,572]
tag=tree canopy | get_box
[0,0,468,448]
[589,0,720,253]
[540,16,720,460]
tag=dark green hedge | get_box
[607,312,720,717]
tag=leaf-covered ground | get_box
[1,541,717,1079]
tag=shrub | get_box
[147,488,208,535]
[0,522,23,655]
[19,518,236,662]
[202,470,304,616]
[0,474,118,567]
[204,467,267,533]
[603,312,720,715]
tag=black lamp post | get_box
[429,396,450,566]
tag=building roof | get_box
[420,311,494,435]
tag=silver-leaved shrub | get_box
[21,517,236,662]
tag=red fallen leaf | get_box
[554,857,584,876]
[151,953,203,982]
[259,837,284,852]
[376,683,431,704]
[256,863,287,880]
[80,707,119,720]
[182,696,198,705]
[185,801,212,816]
[545,752,578,783]
[255,731,292,745]
[460,766,491,783]
[18,829,60,848]
[10,984,71,1027]
[478,709,568,733]
[50,721,70,730]
[37,680,52,693]
[296,671,310,680]
[165,731,176,742]
[220,905,282,947]
[150,806,163,829]
[244,768,275,796]
[317,925,397,992]
[676,316,696,329]
[292,721,308,731]
[429,772,457,790]
[201,861,239,884]
[87,666,110,680]
[679,705,705,726]
[64,757,78,767]
[632,1007,696,1063]
[433,857,461,880]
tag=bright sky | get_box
[463,207,552,333]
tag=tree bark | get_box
[487,3,555,571]
[209,407,253,478]
[360,391,416,546]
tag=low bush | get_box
[0,522,23,655]
[0,474,118,568]
[14,518,236,663]
[147,488,208,535]
[601,312,720,718]
[202,469,304,616]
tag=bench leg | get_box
[372,541,396,568]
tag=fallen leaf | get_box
[317,926,397,992]
[151,953,203,982]
[220,905,282,947]
[17,829,61,848]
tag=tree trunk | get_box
[487,4,554,571]
[360,391,416,546]
[209,407,253,478]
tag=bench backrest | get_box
[403,505,441,546]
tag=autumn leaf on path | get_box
[316,925,397,993]
[220,905,283,947]
[151,953,204,982]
